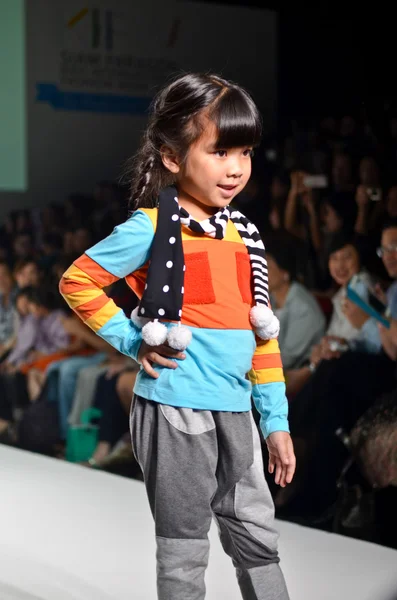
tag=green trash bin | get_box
[65,407,102,463]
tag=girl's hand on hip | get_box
[138,341,186,379]
[266,431,296,487]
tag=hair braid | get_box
[134,153,155,205]
[127,129,174,210]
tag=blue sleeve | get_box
[97,311,143,361]
[61,210,155,361]
[252,382,290,439]
[85,210,154,277]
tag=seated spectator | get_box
[278,221,397,518]
[63,229,76,258]
[72,226,94,256]
[42,315,113,440]
[40,203,65,238]
[285,170,356,287]
[267,237,326,370]
[351,388,397,490]
[286,234,380,396]
[13,260,41,290]
[68,354,133,429]
[12,232,35,265]
[15,209,32,233]
[83,367,138,471]
[320,191,357,250]
[0,285,71,436]
[1,287,39,371]
[16,287,72,393]
[0,262,18,362]
[38,233,63,272]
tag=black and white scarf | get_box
[132,186,279,350]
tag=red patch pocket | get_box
[183,252,216,305]
[236,251,252,304]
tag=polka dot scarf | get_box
[135,186,279,350]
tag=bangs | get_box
[209,87,262,149]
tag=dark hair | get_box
[266,236,297,282]
[13,258,40,275]
[42,233,63,250]
[382,217,397,232]
[25,286,60,311]
[13,231,34,248]
[15,285,35,301]
[272,169,290,189]
[327,232,360,258]
[127,72,262,209]
[0,261,12,274]
[327,231,365,267]
[323,191,357,232]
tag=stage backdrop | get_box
[0,0,277,220]
[0,0,26,194]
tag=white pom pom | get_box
[142,320,168,346]
[167,324,192,351]
[250,304,274,328]
[255,315,280,340]
[130,307,149,329]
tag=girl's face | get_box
[168,120,252,214]
[328,244,360,286]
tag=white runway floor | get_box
[1,445,396,600]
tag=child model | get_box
[60,73,295,600]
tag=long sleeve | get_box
[59,210,154,361]
[7,314,39,366]
[276,284,326,369]
[39,311,71,354]
[248,338,289,438]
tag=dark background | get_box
[206,2,394,127]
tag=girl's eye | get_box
[244,148,254,157]
[215,150,227,157]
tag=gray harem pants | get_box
[130,396,290,600]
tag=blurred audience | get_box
[267,235,326,370]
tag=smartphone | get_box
[347,275,390,328]
[328,340,349,353]
[368,289,387,315]
[303,174,328,189]
[367,187,382,202]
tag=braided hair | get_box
[126,72,262,210]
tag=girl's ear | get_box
[160,145,180,174]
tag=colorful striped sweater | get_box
[59,208,289,437]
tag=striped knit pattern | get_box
[59,255,122,332]
[180,205,269,305]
